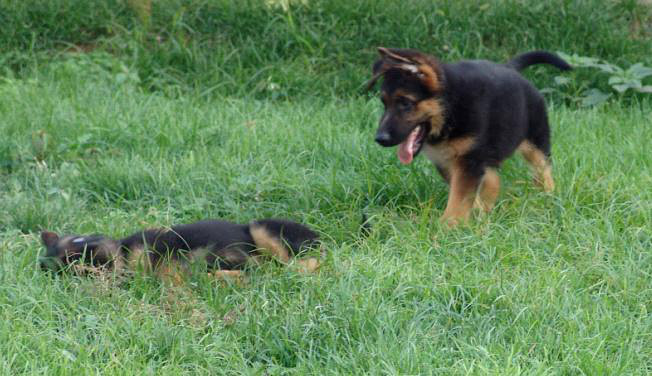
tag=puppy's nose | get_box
[375,131,393,146]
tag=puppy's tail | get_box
[507,51,572,72]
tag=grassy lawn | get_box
[2,0,652,374]
[1,55,651,374]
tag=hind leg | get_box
[521,102,555,192]
[518,140,554,192]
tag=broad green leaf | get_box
[612,84,631,93]
[608,76,625,85]
[628,63,652,80]
[581,89,610,106]
[594,63,620,74]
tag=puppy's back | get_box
[121,220,253,254]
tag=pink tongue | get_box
[397,127,421,164]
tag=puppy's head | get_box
[39,231,120,272]
[367,47,446,164]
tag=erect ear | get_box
[41,231,60,247]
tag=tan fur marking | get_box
[423,136,487,225]
[518,141,555,192]
[249,225,291,263]
[416,63,441,92]
[210,270,244,279]
[112,253,126,273]
[449,137,476,156]
[188,247,210,263]
[156,260,185,286]
[295,258,321,273]
[423,136,476,172]
[93,239,122,267]
[474,168,500,212]
[210,270,248,286]
[393,89,419,103]
[412,98,445,137]
[440,161,480,227]
[127,245,151,271]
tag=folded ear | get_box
[378,47,420,73]
[377,47,414,64]
[41,231,60,247]
[376,47,442,93]
[365,49,420,91]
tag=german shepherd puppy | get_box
[366,48,571,226]
[39,219,322,279]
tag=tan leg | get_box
[295,258,321,273]
[126,246,152,272]
[209,270,245,279]
[249,225,291,264]
[209,270,247,286]
[518,141,554,192]
[156,260,186,287]
[440,163,480,227]
[473,168,500,212]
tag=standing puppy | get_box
[366,48,571,226]
[39,219,322,279]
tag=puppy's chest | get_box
[422,142,456,169]
[422,136,475,169]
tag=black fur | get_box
[368,48,571,224]
[437,58,551,170]
[39,219,320,272]
[507,50,572,72]
[373,49,571,161]
[120,220,258,270]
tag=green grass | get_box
[2,0,652,373]
[2,0,651,99]
[1,53,651,374]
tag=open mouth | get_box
[397,123,428,164]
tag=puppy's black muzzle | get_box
[375,130,396,147]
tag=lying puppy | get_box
[366,48,571,226]
[39,219,322,280]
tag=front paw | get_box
[439,213,463,228]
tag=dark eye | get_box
[396,97,413,109]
